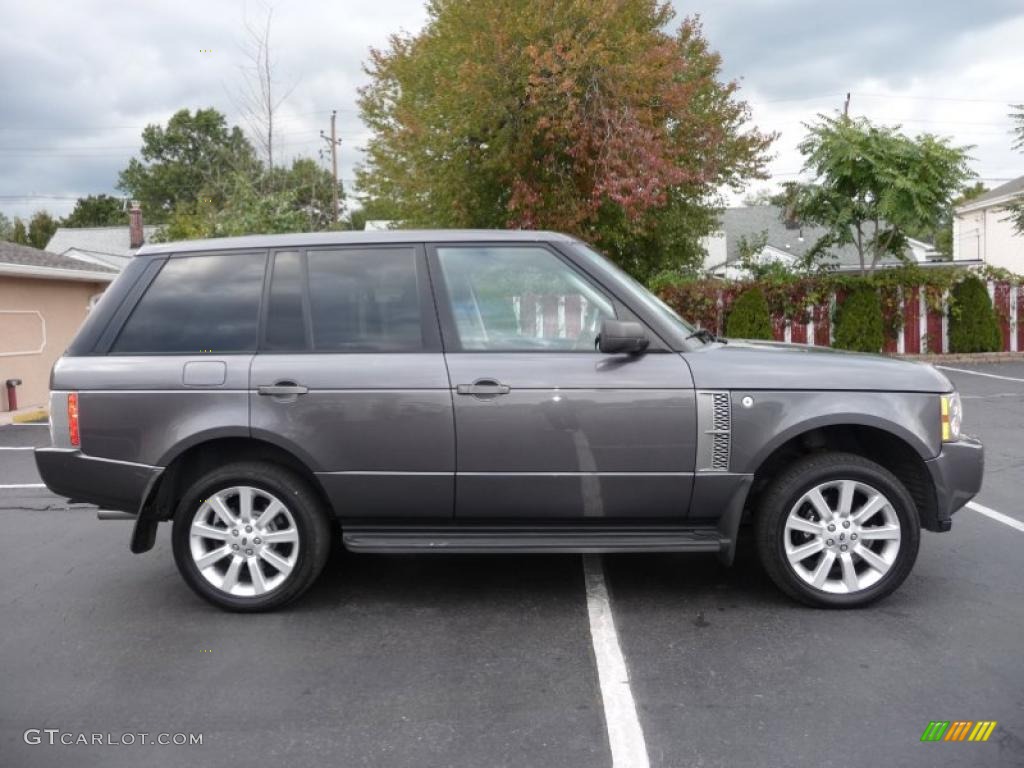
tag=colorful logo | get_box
[921,721,997,742]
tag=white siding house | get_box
[953,176,1024,272]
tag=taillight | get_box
[67,392,80,447]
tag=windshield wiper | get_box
[686,328,726,344]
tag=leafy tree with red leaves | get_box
[357,0,773,278]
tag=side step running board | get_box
[342,525,726,554]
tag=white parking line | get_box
[936,366,1024,383]
[0,446,35,450]
[967,501,1024,533]
[0,484,46,489]
[583,555,650,768]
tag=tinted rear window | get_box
[306,248,422,352]
[112,252,265,354]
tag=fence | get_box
[682,279,1023,355]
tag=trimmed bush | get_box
[948,276,1002,353]
[725,287,773,339]
[834,286,884,353]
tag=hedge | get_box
[654,265,1018,352]
[948,276,1002,353]
[725,287,773,339]
[833,285,884,352]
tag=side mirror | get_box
[597,319,649,354]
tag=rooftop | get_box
[712,206,930,270]
[957,175,1024,210]
[0,240,118,281]
[46,225,160,260]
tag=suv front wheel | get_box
[171,462,331,612]
[755,452,921,608]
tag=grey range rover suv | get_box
[35,230,983,611]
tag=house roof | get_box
[46,225,159,260]
[0,240,117,282]
[712,206,927,271]
[956,175,1024,212]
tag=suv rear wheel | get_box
[755,452,921,608]
[171,462,331,612]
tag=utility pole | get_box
[320,110,342,224]
[843,92,851,118]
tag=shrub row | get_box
[654,268,1007,354]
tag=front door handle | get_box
[456,379,511,396]
[258,383,309,396]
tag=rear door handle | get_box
[457,379,511,396]
[258,383,309,396]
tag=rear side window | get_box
[305,248,422,352]
[112,252,265,354]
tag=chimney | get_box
[129,202,144,249]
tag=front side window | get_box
[436,246,615,351]
[112,252,265,354]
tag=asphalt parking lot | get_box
[1,363,1022,768]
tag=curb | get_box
[892,352,1024,364]
[8,407,48,425]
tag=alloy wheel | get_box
[783,479,902,595]
[188,486,300,598]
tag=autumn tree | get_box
[357,0,773,278]
[793,114,974,275]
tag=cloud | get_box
[0,0,1021,220]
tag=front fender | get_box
[730,390,941,474]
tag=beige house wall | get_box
[0,276,108,410]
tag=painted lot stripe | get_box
[0,484,47,490]
[967,501,1024,533]
[583,555,649,768]
[936,366,1024,383]
[0,446,35,451]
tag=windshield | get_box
[571,243,698,338]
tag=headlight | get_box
[941,392,962,442]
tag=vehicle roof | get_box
[135,229,580,256]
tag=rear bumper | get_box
[34,448,162,513]
[924,436,984,531]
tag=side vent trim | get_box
[696,390,732,472]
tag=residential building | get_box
[0,241,116,410]
[45,203,157,272]
[703,206,950,278]
[953,176,1024,273]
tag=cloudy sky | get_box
[2,0,1023,221]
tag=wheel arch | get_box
[743,422,940,532]
[131,436,331,553]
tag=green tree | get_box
[11,217,28,244]
[948,276,1001,353]
[1010,104,1024,235]
[794,114,974,275]
[833,285,884,353]
[158,157,341,241]
[357,0,773,279]
[62,194,126,227]
[27,210,59,250]
[0,212,12,241]
[726,287,772,339]
[118,108,261,221]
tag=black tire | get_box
[172,461,331,612]
[755,452,921,608]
